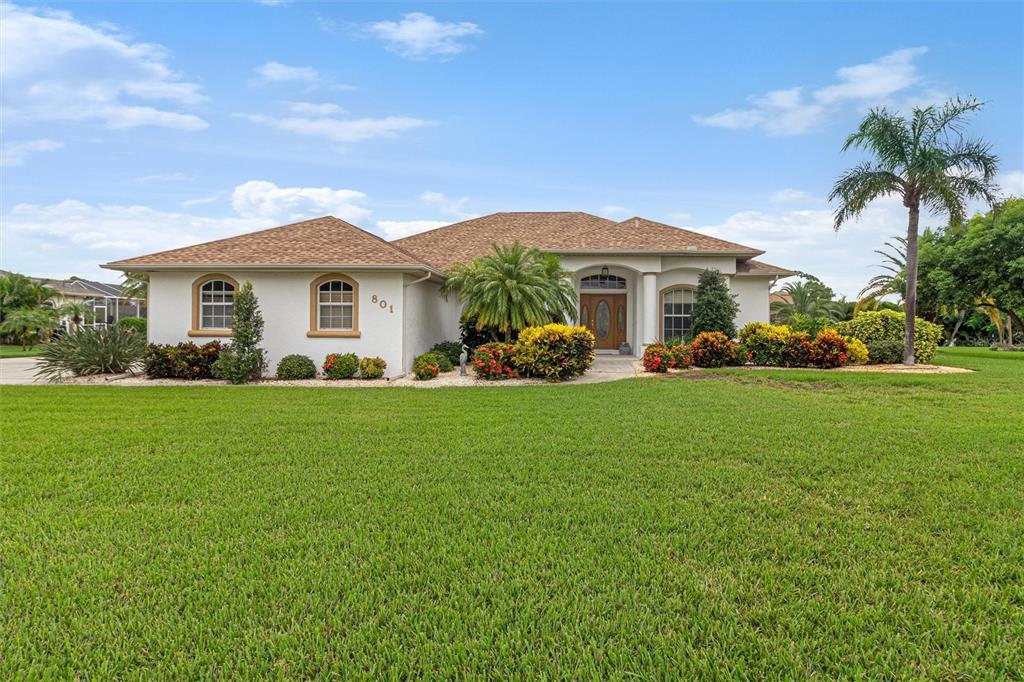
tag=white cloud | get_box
[376,220,450,240]
[251,61,319,86]
[283,101,346,115]
[693,47,929,136]
[0,138,63,166]
[997,170,1024,197]
[181,195,221,208]
[0,4,207,131]
[230,180,370,223]
[600,205,631,217]
[3,180,376,279]
[770,189,811,203]
[420,190,475,219]
[242,112,427,143]
[364,12,483,60]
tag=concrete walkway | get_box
[573,355,642,383]
[0,358,43,385]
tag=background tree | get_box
[829,97,999,364]
[771,279,843,326]
[0,308,58,348]
[57,301,95,332]
[120,272,149,301]
[441,243,577,341]
[691,269,739,338]
[0,272,56,317]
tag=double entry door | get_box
[579,294,626,350]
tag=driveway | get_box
[0,358,43,385]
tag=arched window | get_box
[308,274,360,337]
[580,273,626,290]
[190,275,238,335]
[661,287,695,341]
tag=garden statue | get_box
[459,344,469,376]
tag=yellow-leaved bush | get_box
[511,323,595,382]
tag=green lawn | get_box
[0,343,41,358]
[2,348,1022,677]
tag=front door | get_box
[580,294,626,350]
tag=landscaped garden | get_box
[1,347,1021,677]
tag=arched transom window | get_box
[308,274,360,337]
[580,273,627,290]
[190,275,239,335]
[662,288,695,341]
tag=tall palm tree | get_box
[856,237,907,312]
[770,279,842,325]
[829,96,999,364]
[441,242,577,341]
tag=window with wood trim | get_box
[190,274,239,335]
[308,274,360,337]
[662,288,695,341]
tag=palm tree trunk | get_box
[947,309,966,346]
[903,202,920,365]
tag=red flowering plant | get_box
[412,353,440,380]
[809,328,850,369]
[472,342,518,380]
[642,342,692,373]
[783,331,813,367]
[689,332,742,368]
[323,352,358,379]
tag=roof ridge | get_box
[617,215,762,254]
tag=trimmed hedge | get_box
[690,332,743,368]
[116,316,146,334]
[834,310,944,364]
[276,354,316,380]
[512,324,595,381]
[144,341,221,379]
[472,342,517,380]
[642,342,692,373]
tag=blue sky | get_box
[2,1,1021,296]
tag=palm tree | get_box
[770,279,842,325]
[0,307,58,348]
[441,242,577,341]
[856,237,907,312]
[0,272,57,314]
[57,301,95,331]
[120,272,149,301]
[829,96,999,364]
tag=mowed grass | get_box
[0,344,41,358]
[1,348,1022,678]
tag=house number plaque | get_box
[371,294,394,314]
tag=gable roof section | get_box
[735,259,796,276]
[393,212,763,270]
[103,216,437,272]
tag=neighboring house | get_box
[102,212,794,377]
[0,270,146,330]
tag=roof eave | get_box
[101,262,444,276]
[548,248,765,257]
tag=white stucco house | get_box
[102,212,793,377]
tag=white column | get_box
[642,272,658,345]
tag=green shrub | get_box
[359,356,386,379]
[690,331,742,368]
[430,340,463,367]
[412,353,442,380]
[809,329,850,369]
[691,269,739,338]
[472,342,518,380]
[116,316,147,334]
[144,341,222,379]
[424,350,454,373]
[865,339,904,364]
[323,353,358,379]
[211,282,266,384]
[511,324,595,381]
[276,354,316,380]
[642,341,691,373]
[989,343,1024,352]
[835,310,944,364]
[36,327,146,381]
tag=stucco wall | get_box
[148,270,407,377]
[729,276,772,329]
[402,278,462,371]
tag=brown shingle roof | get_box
[393,212,763,270]
[103,216,436,271]
[735,259,796,276]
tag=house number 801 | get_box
[371,294,394,313]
